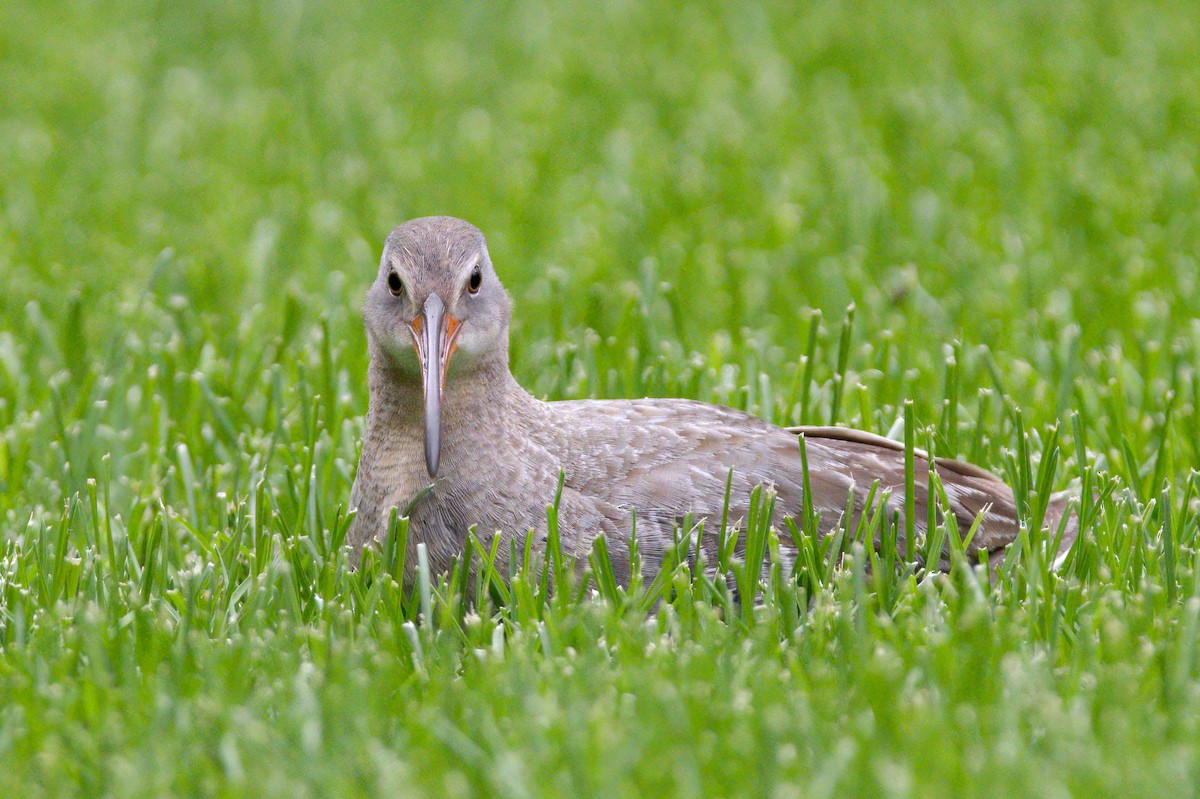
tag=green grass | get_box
[3,0,1200,796]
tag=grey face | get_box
[363,216,511,477]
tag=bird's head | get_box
[364,216,512,477]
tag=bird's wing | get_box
[790,426,1020,565]
[535,399,1020,566]
[788,425,1003,480]
[532,398,797,557]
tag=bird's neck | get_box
[364,351,533,466]
[353,348,538,554]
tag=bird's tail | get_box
[986,489,1081,572]
[1046,489,1081,569]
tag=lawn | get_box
[2,0,1200,796]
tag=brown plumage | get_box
[348,217,1076,583]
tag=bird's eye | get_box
[387,271,404,297]
[467,266,482,295]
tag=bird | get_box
[348,216,1077,586]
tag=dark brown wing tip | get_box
[787,425,1004,483]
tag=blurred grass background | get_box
[2,1,1200,797]
[4,0,1197,343]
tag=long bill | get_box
[408,292,462,478]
